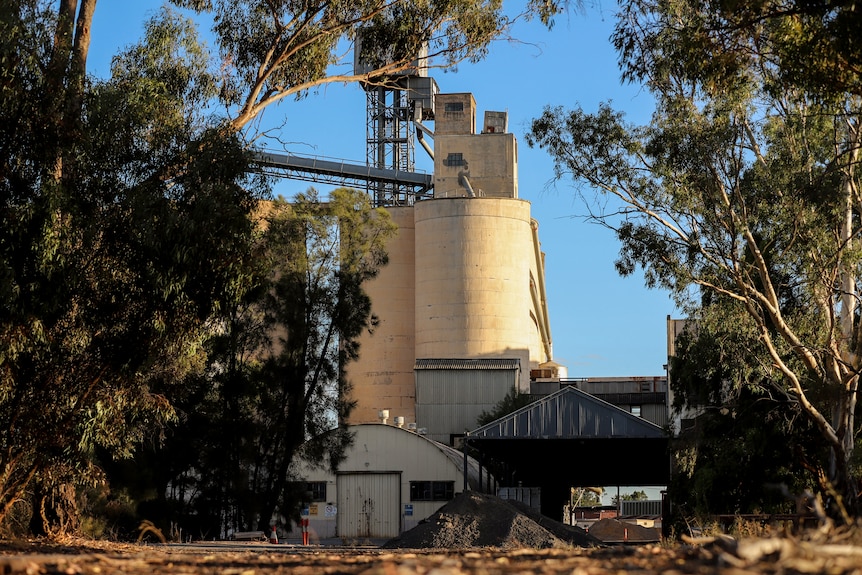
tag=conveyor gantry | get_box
[256,151,433,205]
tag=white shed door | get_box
[337,472,400,539]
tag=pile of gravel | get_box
[586,518,661,543]
[383,492,600,549]
[505,499,598,547]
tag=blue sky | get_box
[87,2,677,379]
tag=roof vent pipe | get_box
[378,409,389,424]
[394,416,405,428]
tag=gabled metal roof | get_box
[414,358,521,370]
[469,386,666,439]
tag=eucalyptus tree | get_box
[0,2,265,533]
[527,0,862,521]
[613,0,862,99]
[667,295,825,519]
[251,188,395,532]
[168,0,565,134]
[156,188,396,535]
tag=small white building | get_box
[288,423,490,541]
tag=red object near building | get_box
[301,518,310,545]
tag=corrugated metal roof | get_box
[414,358,521,370]
[468,386,666,439]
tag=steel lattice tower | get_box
[365,83,416,207]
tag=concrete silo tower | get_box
[347,92,554,445]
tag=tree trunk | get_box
[28,482,79,538]
[256,392,305,533]
[65,0,96,126]
[47,0,77,97]
[47,0,96,184]
[834,122,861,520]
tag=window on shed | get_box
[410,480,455,501]
[307,481,327,502]
[444,102,464,112]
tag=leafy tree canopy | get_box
[163,0,568,133]
[477,387,534,427]
[612,490,648,504]
[570,487,603,507]
[0,0,266,534]
[112,188,397,536]
[527,0,862,522]
[614,0,862,100]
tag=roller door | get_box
[337,472,400,538]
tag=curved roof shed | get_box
[291,423,490,540]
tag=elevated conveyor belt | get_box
[255,151,433,198]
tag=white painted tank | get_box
[414,197,536,390]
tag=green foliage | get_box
[78,486,139,540]
[121,188,397,536]
[165,0,565,132]
[613,0,862,100]
[668,392,817,518]
[666,298,826,518]
[477,387,534,427]
[612,490,648,504]
[571,487,602,507]
[0,1,266,534]
[2,0,567,538]
[527,0,862,520]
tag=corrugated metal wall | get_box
[496,397,647,437]
[640,403,668,427]
[415,368,518,443]
[416,369,516,403]
[498,487,541,511]
[337,472,401,539]
[620,499,663,517]
[533,379,669,428]
[566,377,667,394]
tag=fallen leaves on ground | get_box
[1,536,862,575]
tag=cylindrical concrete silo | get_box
[346,206,417,424]
[414,197,536,391]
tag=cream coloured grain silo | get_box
[414,196,536,392]
[346,206,417,424]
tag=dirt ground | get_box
[3,537,862,575]
[2,493,862,574]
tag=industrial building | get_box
[259,49,671,532]
[257,64,556,446]
[466,385,668,519]
[257,40,558,443]
[345,91,555,445]
[531,376,669,429]
[287,423,489,540]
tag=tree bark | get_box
[47,0,77,98]
[47,0,96,184]
[66,0,97,125]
